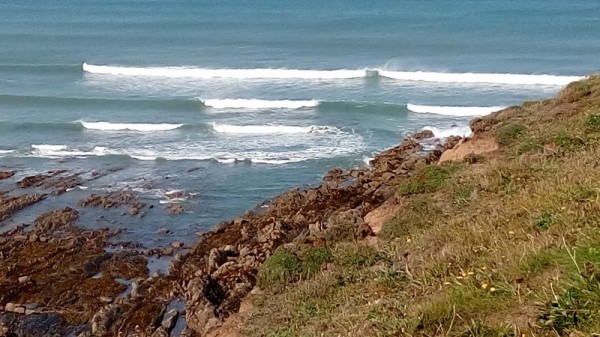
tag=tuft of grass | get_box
[399,164,461,196]
[333,243,380,269]
[561,81,592,103]
[257,248,302,291]
[453,184,475,205]
[533,210,557,231]
[550,132,586,151]
[496,123,527,146]
[460,320,516,337]
[585,113,600,131]
[301,246,334,278]
[516,137,542,154]
[379,195,441,240]
[561,184,597,203]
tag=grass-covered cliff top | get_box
[239,75,600,336]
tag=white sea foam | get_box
[201,98,319,110]
[0,149,15,154]
[210,122,338,135]
[380,70,581,85]
[83,63,364,79]
[83,63,582,86]
[80,121,183,132]
[31,144,114,157]
[422,126,472,138]
[407,104,506,117]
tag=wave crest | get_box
[210,122,339,135]
[422,126,472,138]
[80,121,183,132]
[201,98,319,110]
[407,104,506,116]
[83,63,582,85]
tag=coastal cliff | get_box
[1,74,600,336]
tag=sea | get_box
[0,0,598,247]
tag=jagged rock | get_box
[168,204,184,214]
[90,304,118,336]
[33,207,78,232]
[444,135,463,150]
[171,241,184,248]
[0,193,46,221]
[412,129,435,140]
[0,171,15,180]
[128,205,140,215]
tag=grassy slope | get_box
[242,75,600,337]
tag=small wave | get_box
[80,121,183,132]
[0,149,15,154]
[83,63,364,79]
[407,104,506,117]
[422,126,472,138]
[379,70,581,85]
[200,98,319,110]
[210,122,339,135]
[31,144,114,158]
[83,63,581,85]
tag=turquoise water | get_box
[0,0,598,246]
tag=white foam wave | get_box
[201,98,319,110]
[0,149,15,154]
[210,122,338,135]
[31,144,114,158]
[422,126,472,138]
[407,104,506,117]
[83,63,364,79]
[380,71,581,85]
[80,121,183,132]
[83,63,582,86]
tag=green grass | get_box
[399,164,461,196]
[496,123,527,146]
[242,75,600,337]
[379,195,441,240]
[585,113,600,131]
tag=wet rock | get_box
[0,193,46,222]
[161,309,179,331]
[128,205,140,216]
[412,129,435,140]
[33,207,78,233]
[161,247,174,256]
[168,204,184,214]
[158,227,170,234]
[0,171,15,180]
[444,135,463,150]
[171,241,184,248]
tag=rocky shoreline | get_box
[0,130,457,336]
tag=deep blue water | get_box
[0,0,598,246]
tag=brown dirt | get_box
[438,137,499,163]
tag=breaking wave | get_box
[407,104,506,116]
[82,63,581,85]
[200,99,319,110]
[79,121,184,132]
[422,125,472,138]
[209,122,340,135]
